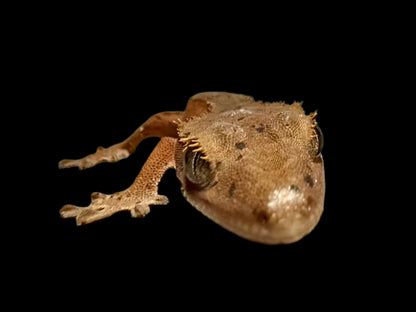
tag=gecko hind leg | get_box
[60,137,177,225]
[58,111,182,170]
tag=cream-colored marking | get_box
[267,187,305,211]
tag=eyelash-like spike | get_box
[193,147,204,153]
[188,142,201,148]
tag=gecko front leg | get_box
[59,111,182,170]
[60,137,177,225]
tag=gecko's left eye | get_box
[184,150,215,189]
[316,125,324,155]
[314,125,324,156]
[309,125,324,158]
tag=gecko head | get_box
[175,102,325,244]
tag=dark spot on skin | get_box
[237,116,245,121]
[306,196,315,207]
[289,185,300,192]
[228,183,236,197]
[235,142,246,150]
[256,126,265,133]
[236,154,243,161]
[305,174,315,187]
[253,208,270,224]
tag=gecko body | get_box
[59,92,325,244]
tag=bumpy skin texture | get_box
[59,92,325,244]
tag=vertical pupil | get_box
[193,152,201,173]
[184,149,215,189]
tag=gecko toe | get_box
[153,195,169,205]
[129,195,169,218]
[58,159,76,169]
[60,204,82,218]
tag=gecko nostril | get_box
[304,174,315,187]
[289,185,300,192]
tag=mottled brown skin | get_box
[59,92,325,244]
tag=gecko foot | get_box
[60,191,169,225]
[59,144,131,170]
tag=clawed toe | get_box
[58,159,77,169]
[130,195,169,218]
[60,205,83,218]
[153,195,169,205]
[58,158,94,170]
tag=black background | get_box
[20,7,392,308]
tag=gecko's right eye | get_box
[184,150,215,189]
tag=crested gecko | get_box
[59,92,325,244]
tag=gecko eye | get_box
[309,125,324,158]
[315,125,324,156]
[184,150,215,189]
